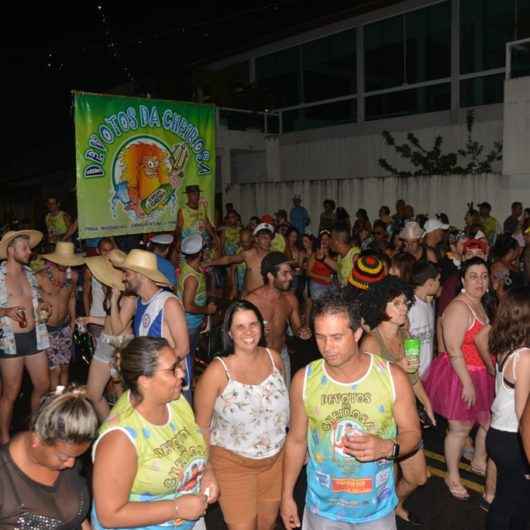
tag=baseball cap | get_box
[150,233,174,246]
[423,218,449,235]
[261,252,291,277]
[253,223,274,236]
[261,214,275,224]
[349,255,386,291]
[399,221,424,241]
[181,234,203,255]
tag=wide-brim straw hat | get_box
[107,249,127,267]
[41,242,85,267]
[114,249,170,286]
[0,230,43,259]
[85,256,125,291]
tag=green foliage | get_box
[378,110,502,177]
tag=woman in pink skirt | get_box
[423,257,495,500]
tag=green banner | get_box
[75,92,215,239]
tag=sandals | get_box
[444,478,470,501]
[470,462,487,477]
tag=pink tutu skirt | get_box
[422,352,495,425]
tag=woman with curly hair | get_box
[423,257,495,500]
[359,276,434,526]
[485,287,530,530]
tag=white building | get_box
[197,0,530,230]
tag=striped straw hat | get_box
[349,255,385,291]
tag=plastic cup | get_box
[403,337,421,374]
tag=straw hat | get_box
[0,230,43,259]
[41,242,85,267]
[85,256,125,291]
[108,249,127,267]
[115,249,170,286]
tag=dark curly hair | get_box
[359,276,414,330]
[488,286,530,356]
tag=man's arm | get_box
[343,364,421,461]
[83,269,92,316]
[62,219,78,241]
[182,276,216,316]
[286,292,311,339]
[164,297,190,359]
[209,253,245,267]
[281,369,308,530]
[68,282,77,330]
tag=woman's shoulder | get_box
[360,332,381,354]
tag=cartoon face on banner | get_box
[112,137,190,220]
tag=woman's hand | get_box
[175,494,208,521]
[200,468,219,504]
[461,380,476,408]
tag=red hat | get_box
[261,214,275,224]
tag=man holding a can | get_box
[0,229,50,443]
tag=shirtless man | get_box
[37,242,84,390]
[245,252,311,386]
[0,230,50,443]
[209,222,273,295]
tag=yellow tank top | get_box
[181,204,209,240]
[337,246,360,286]
[93,391,207,530]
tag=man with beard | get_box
[245,252,311,386]
[0,230,50,443]
[209,223,274,295]
[115,249,190,399]
[37,242,84,391]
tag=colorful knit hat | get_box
[349,255,386,290]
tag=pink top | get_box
[460,300,488,369]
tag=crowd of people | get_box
[0,190,529,530]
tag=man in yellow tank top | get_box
[281,291,421,530]
[174,186,216,258]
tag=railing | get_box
[506,37,530,80]
[216,107,280,134]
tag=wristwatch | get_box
[389,442,400,460]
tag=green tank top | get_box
[181,204,209,240]
[303,355,398,523]
[93,391,207,530]
[46,211,69,240]
[178,261,207,329]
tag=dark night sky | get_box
[3,1,397,180]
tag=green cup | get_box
[403,337,421,374]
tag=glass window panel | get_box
[517,0,530,39]
[256,47,301,107]
[282,99,356,133]
[406,2,451,83]
[461,0,516,74]
[365,83,450,120]
[460,74,504,107]
[365,16,404,91]
[302,29,356,103]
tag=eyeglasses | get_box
[157,359,185,376]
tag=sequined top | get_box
[0,444,89,529]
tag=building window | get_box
[460,74,504,107]
[302,29,356,103]
[460,0,519,74]
[282,99,356,133]
[364,2,451,92]
[365,15,404,92]
[365,83,450,121]
[256,47,301,108]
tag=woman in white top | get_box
[486,287,530,530]
[195,300,289,530]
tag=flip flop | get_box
[470,463,486,477]
[444,478,470,501]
